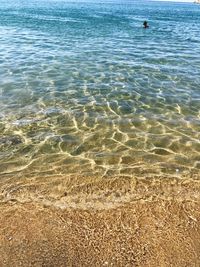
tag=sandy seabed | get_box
[0,176,200,267]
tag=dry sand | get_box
[0,176,200,267]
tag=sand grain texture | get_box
[0,190,200,267]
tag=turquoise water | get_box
[0,0,200,181]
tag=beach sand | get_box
[0,176,200,266]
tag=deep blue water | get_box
[0,0,200,179]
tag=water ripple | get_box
[0,0,200,181]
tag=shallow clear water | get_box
[0,0,200,181]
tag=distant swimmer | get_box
[143,21,149,29]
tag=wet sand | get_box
[0,177,200,266]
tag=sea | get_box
[0,0,200,185]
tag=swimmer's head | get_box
[143,21,149,28]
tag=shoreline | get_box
[0,174,200,208]
[0,176,200,266]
